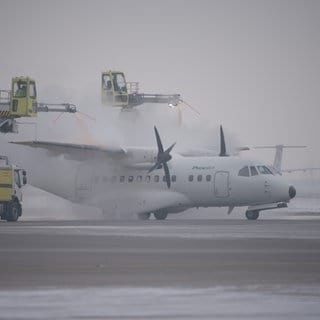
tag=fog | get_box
[1,0,320,218]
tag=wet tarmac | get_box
[1,218,320,319]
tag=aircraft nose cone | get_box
[289,186,296,199]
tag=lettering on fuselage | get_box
[192,166,215,170]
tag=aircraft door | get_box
[214,171,230,198]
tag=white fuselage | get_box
[70,154,293,217]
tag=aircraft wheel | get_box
[137,212,151,220]
[154,211,168,220]
[245,210,259,220]
[6,202,20,222]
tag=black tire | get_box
[6,201,20,222]
[137,212,151,220]
[154,211,168,220]
[245,210,259,220]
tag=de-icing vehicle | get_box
[0,76,77,133]
[101,71,181,109]
[0,155,26,222]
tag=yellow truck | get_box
[0,156,27,222]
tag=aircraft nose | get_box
[289,186,296,199]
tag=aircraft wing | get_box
[11,141,128,162]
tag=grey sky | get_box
[0,0,320,168]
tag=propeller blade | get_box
[148,161,160,173]
[219,125,227,157]
[154,126,164,153]
[163,162,171,188]
[165,142,176,155]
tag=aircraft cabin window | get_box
[238,166,250,177]
[257,165,273,175]
[188,175,194,182]
[120,176,125,183]
[197,175,202,182]
[111,176,117,183]
[128,176,134,182]
[145,175,151,183]
[137,175,142,182]
[94,176,100,183]
[154,175,159,182]
[171,175,176,182]
[206,175,211,182]
[250,166,259,176]
[163,176,167,182]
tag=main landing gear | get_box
[245,210,260,220]
[137,211,168,220]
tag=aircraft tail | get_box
[254,145,306,174]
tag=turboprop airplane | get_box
[12,126,296,220]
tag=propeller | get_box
[219,125,228,157]
[148,126,176,188]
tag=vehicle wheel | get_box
[137,212,151,220]
[154,211,168,220]
[245,210,259,220]
[6,202,20,222]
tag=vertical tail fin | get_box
[254,145,306,174]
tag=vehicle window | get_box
[250,166,259,176]
[145,175,151,183]
[14,170,21,188]
[154,175,159,182]
[137,175,142,182]
[119,176,125,183]
[128,176,134,182]
[238,166,250,177]
[29,81,37,99]
[188,175,194,182]
[102,74,112,89]
[171,175,176,182]
[257,165,273,175]
[206,175,211,182]
[14,81,27,98]
[197,175,202,182]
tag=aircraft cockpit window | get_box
[250,166,259,176]
[238,166,250,177]
[257,165,273,175]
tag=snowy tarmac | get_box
[1,218,320,319]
